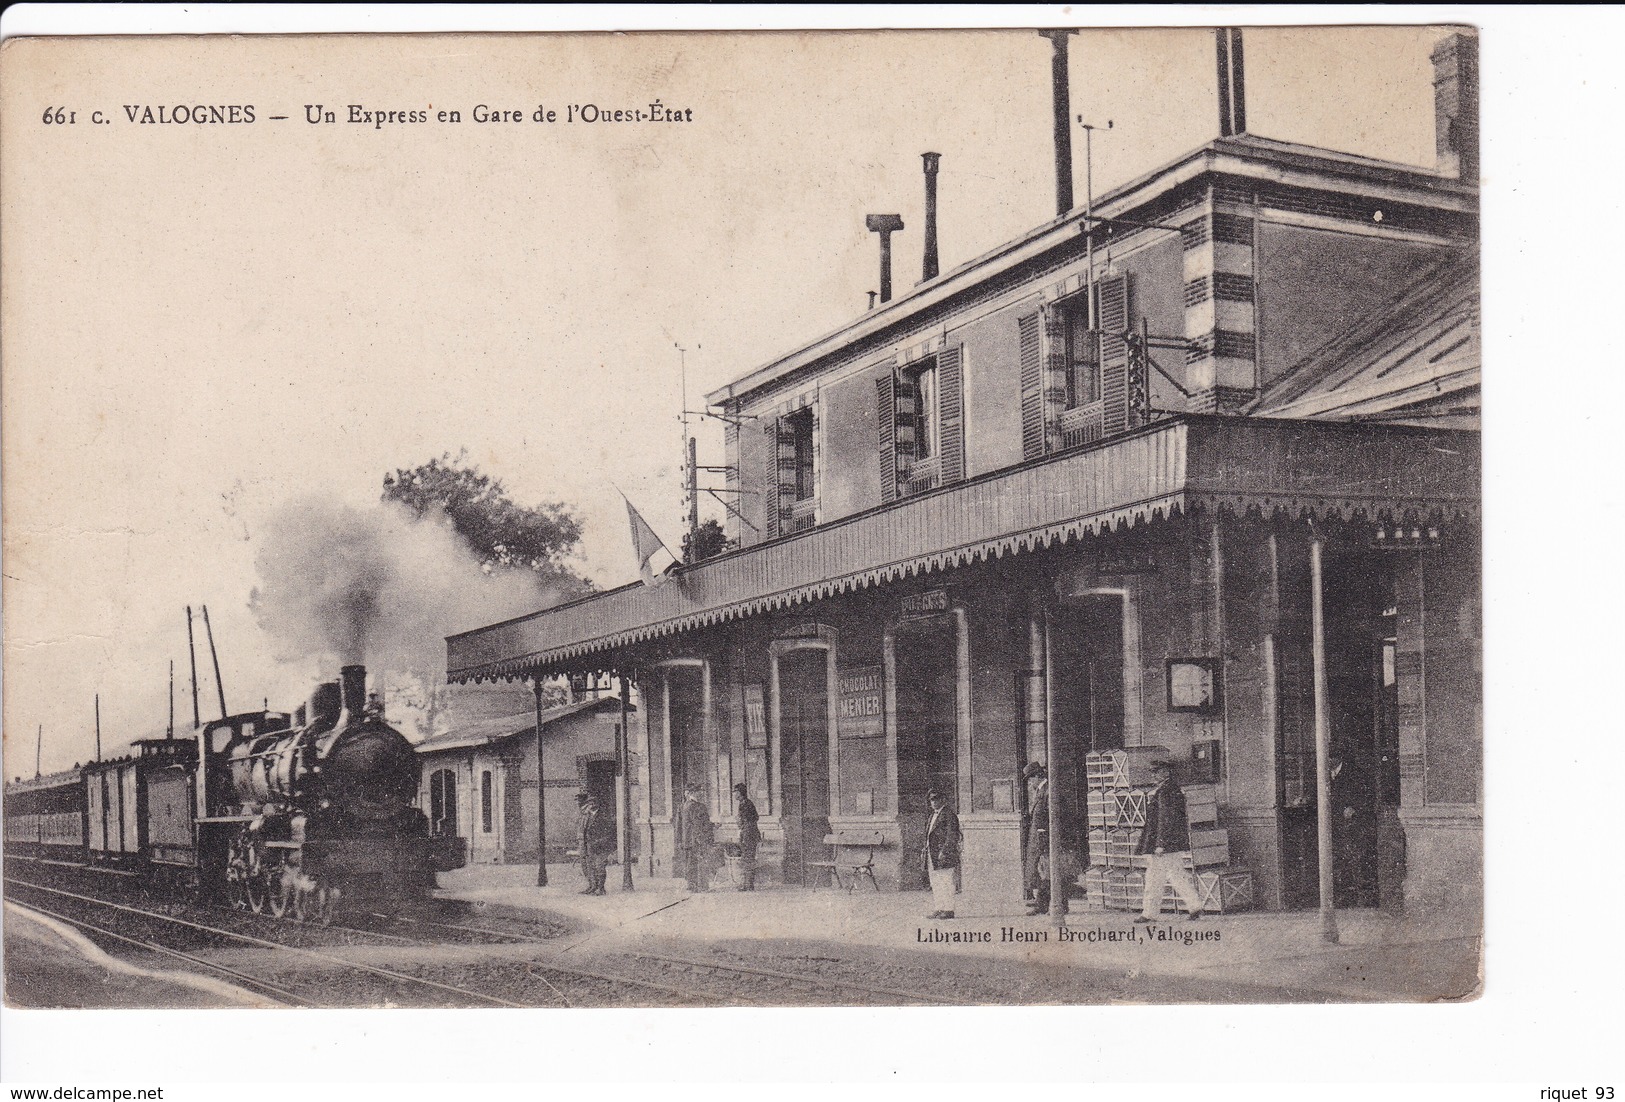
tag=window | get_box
[480,770,494,833]
[1062,296,1100,409]
[903,359,939,463]
[788,408,815,502]
[429,768,458,836]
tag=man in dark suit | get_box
[732,782,761,891]
[1022,761,1049,916]
[924,789,962,919]
[675,783,714,893]
[580,793,615,896]
[1136,759,1203,922]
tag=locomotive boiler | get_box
[199,664,463,921]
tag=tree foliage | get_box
[681,517,734,563]
[383,450,592,596]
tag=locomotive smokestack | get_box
[920,152,941,282]
[340,664,367,717]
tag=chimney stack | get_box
[921,152,941,282]
[1216,28,1247,137]
[1039,30,1077,215]
[865,213,905,304]
[1431,29,1479,185]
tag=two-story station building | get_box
[447,29,1480,920]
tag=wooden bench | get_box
[806,830,887,891]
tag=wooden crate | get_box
[1087,746,1171,789]
[1083,865,1109,910]
[1103,867,1145,910]
[1105,828,1142,868]
[1086,789,1116,827]
[1191,827,1230,869]
[1182,784,1218,826]
[1194,868,1254,913]
[1113,788,1152,827]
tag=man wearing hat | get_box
[674,783,715,893]
[576,791,613,896]
[1136,758,1204,921]
[732,782,761,891]
[1022,762,1050,916]
[924,789,962,919]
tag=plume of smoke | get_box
[250,497,569,677]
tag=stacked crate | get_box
[1080,748,1254,914]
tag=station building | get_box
[447,30,1480,919]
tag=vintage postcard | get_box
[2,20,1483,1027]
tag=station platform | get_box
[434,862,1483,1002]
[3,901,271,1008]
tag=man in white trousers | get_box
[924,789,962,919]
[1136,759,1204,922]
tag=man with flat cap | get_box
[1022,761,1050,916]
[1136,758,1204,921]
[732,782,761,891]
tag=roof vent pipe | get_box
[1039,29,1077,216]
[865,214,904,304]
[921,152,941,282]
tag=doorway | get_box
[583,757,620,855]
[1278,543,1401,910]
[778,650,831,885]
[1049,595,1126,865]
[894,619,958,889]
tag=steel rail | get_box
[10,899,310,1007]
[4,876,527,1009]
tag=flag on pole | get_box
[623,494,677,587]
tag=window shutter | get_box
[938,344,965,484]
[893,370,918,468]
[1098,274,1132,434]
[762,420,781,539]
[776,416,798,525]
[876,374,897,503]
[1018,312,1044,459]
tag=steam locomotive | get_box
[4,664,465,922]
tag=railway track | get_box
[6,874,953,1007]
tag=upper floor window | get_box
[900,358,939,465]
[1062,296,1100,409]
[787,408,815,502]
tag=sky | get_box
[1,23,1453,778]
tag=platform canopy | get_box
[447,415,1478,683]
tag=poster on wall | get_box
[837,665,885,739]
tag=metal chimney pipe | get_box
[1216,27,1247,137]
[865,214,904,303]
[921,152,941,282]
[1039,29,1077,215]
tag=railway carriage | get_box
[4,663,464,920]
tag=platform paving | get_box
[435,861,1483,1003]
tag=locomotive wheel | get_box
[226,839,253,910]
[269,871,293,918]
[246,869,268,914]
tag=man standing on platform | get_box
[1022,761,1050,916]
[675,783,714,893]
[924,790,962,920]
[732,782,761,891]
[1136,759,1204,922]
[580,792,614,896]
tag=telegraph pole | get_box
[36,724,43,778]
[185,606,201,730]
[94,694,102,762]
[202,604,227,719]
